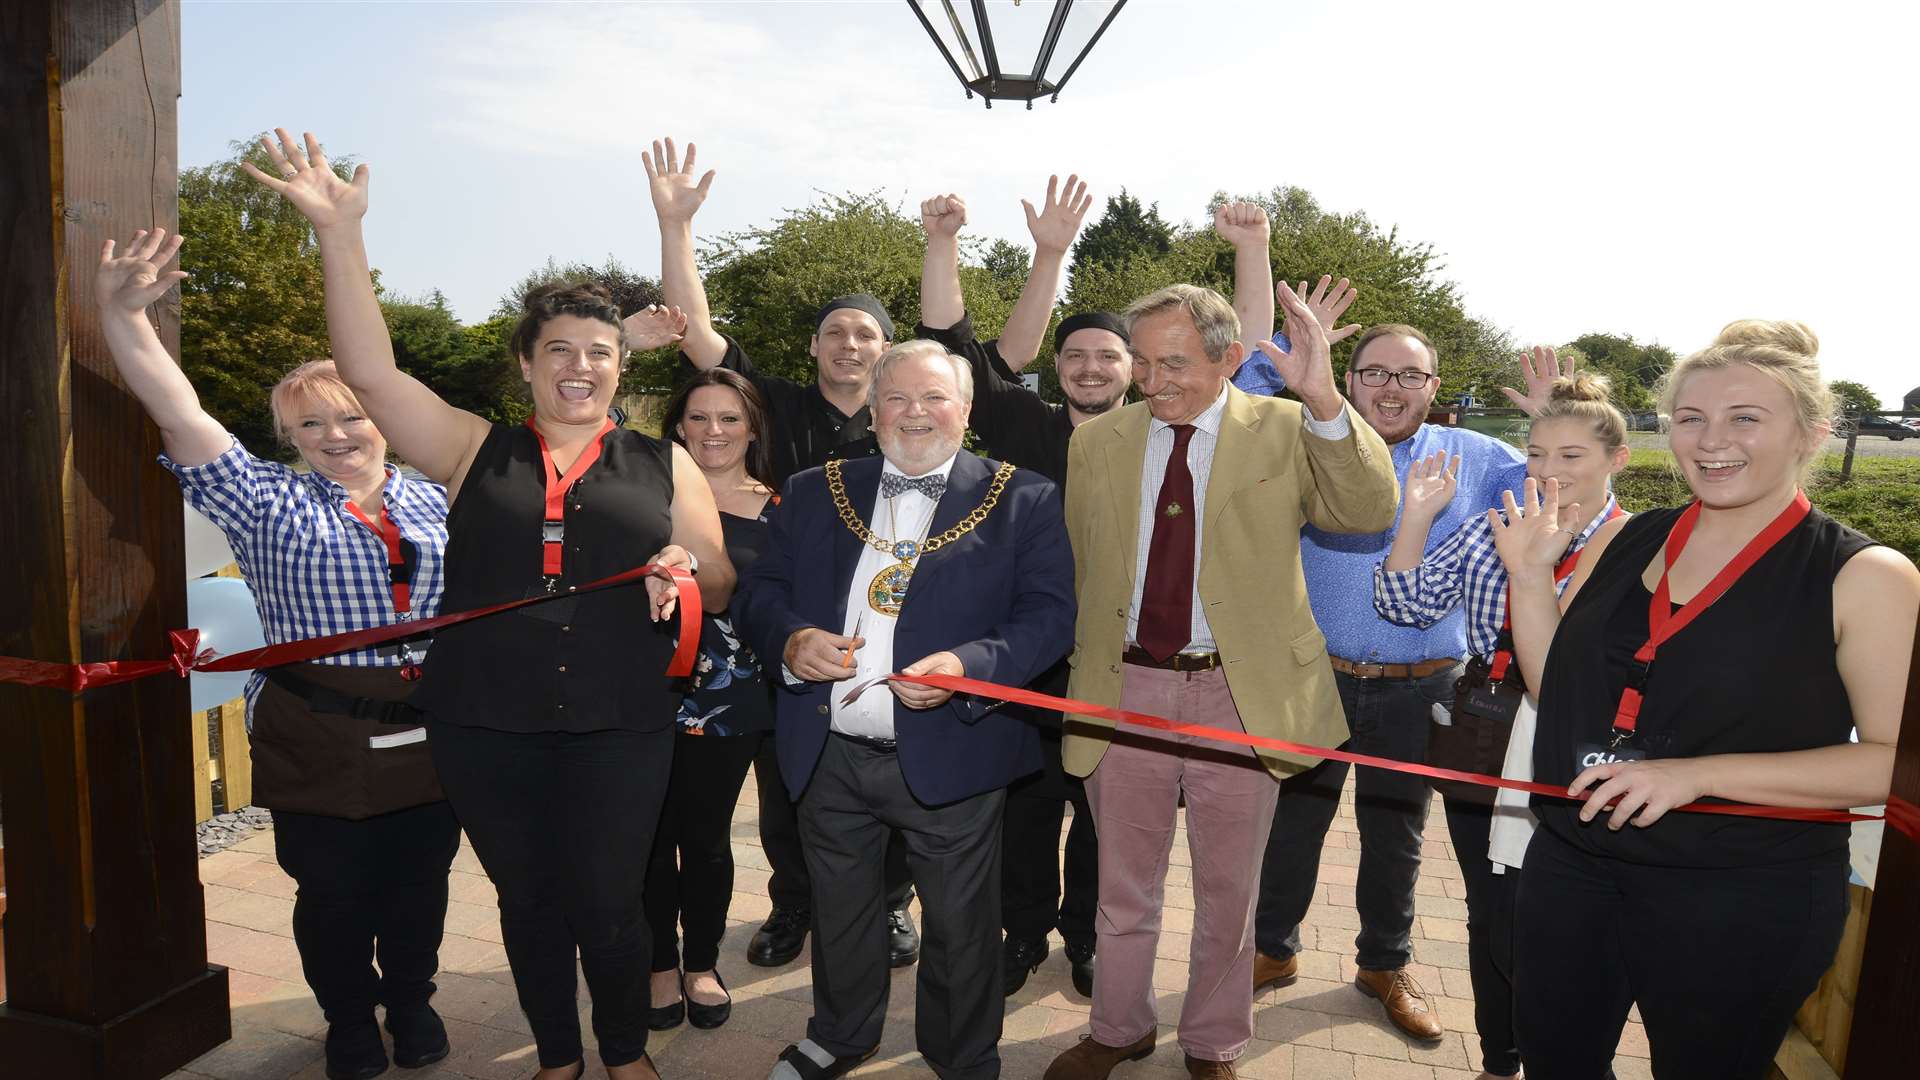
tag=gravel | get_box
[196,805,273,857]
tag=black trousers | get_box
[1441,797,1519,1077]
[271,801,460,1025]
[798,735,1006,1080]
[429,722,673,1069]
[1000,726,1097,950]
[756,734,915,912]
[646,731,761,973]
[1257,667,1454,969]
[1514,828,1847,1080]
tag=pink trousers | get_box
[1084,664,1280,1061]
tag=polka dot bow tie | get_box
[879,473,947,501]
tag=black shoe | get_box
[888,906,920,968]
[648,970,686,1031]
[383,1003,450,1070]
[1066,941,1095,999]
[685,969,732,1029]
[325,1018,389,1080]
[748,906,810,967]
[1003,936,1050,996]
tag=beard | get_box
[876,430,963,477]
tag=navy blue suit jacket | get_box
[735,452,1076,807]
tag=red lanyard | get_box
[344,498,411,615]
[1488,503,1623,683]
[528,417,617,579]
[1609,491,1811,744]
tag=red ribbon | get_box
[885,670,1920,844]
[0,564,700,691]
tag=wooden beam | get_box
[0,1,229,1075]
[1847,606,1920,1077]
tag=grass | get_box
[1612,451,1920,561]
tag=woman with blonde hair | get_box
[1490,321,1919,1077]
[1374,356,1631,1079]
[96,227,458,1080]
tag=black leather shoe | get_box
[1066,941,1095,999]
[888,906,920,968]
[685,969,732,1029]
[748,906,810,967]
[325,1018,389,1080]
[1003,936,1050,996]
[384,1003,450,1069]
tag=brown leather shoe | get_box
[1043,1031,1156,1080]
[1184,1054,1237,1079]
[1252,951,1298,993]
[1354,967,1444,1041]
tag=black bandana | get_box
[815,294,896,340]
[1054,312,1129,356]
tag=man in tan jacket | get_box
[1044,284,1397,1080]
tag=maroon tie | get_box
[1138,424,1197,662]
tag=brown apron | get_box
[251,663,445,819]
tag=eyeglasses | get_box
[1352,367,1436,389]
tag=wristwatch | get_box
[685,551,699,576]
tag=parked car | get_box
[1833,413,1914,440]
[1626,411,1667,433]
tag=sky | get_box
[178,0,1919,406]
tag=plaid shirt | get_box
[162,436,449,722]
[1373,495,1620,659]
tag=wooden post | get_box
[1847,606,1920,1078]
[1840,409,1859,483]
[0,1,230,1076]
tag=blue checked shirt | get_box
[1373,494,1621,660]
[162,436,449,723]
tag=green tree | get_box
[1560,332,1675,412]
[1828,379,1882,417]
[1067,190,1174,301]
[697,191,1015,384]
[178,136,352,456]
[384,291,526,424]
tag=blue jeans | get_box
[1255,665,1457,971]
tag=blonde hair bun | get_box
[1548,370,1613,404]
[1711,319,1819,360]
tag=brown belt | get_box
[1122,646,1222,672]
[1329,655,1458,679]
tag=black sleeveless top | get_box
[1533,505,1874,868]
[419,424,680,734]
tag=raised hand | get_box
[1022,174,1090,254]
[1273,281,1341,418]
[1501,345,1576,416]
[1213,201,1270,250]
[623,304,689,352]
[644,138,715,224]
[1291,275,1361,344]
[921,193,968,238]
[240,128,367,230]
[1487,477,1583,580]
[1401,450,1460,523]
[97,229,187,312]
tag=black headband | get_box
[1054,312,1129,355]
[815,294,895,340]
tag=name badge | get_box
[1573,742,1647,773]
[1456,680,1524,725]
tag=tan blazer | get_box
[1062,386,1399,779]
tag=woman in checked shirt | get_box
[1371,365,1630,1080]
[95,226,458,1080]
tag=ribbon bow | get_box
[879,472,947,501]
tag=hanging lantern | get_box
[906,0,1130,109]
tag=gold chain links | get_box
[825,458,1017,554]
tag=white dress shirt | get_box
[833,453,960,739]
[1126,385,1352,653]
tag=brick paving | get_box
[168,772,1652,1080]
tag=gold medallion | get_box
[868,561,914,616]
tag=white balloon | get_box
[186,576,267,712]
[183,500,236,579]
